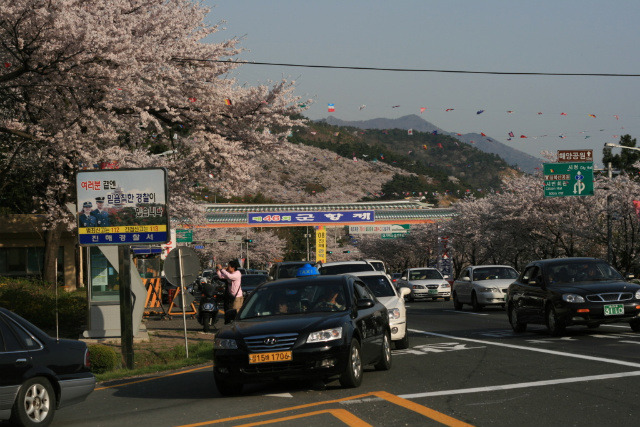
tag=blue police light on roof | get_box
[296,264,319,277]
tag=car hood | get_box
[407,279,444,285]
[473,279,515,287]
[552,281,640,294]
[223,312,347,338]
[377,296,403,310]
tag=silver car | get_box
[452,265,519,311]
[397,268,451,302]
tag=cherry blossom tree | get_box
[0,0,306,282]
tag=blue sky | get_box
[204,1,640,165]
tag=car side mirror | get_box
[462,277,471,282]
[399,287,411,297]
[356,298,375,309]
[401,276,407,281]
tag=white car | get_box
[397,268,451,301]
[452,265,519,311]
[317,260,376,275]
[344,271,411,349]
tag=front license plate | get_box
[604,304,624,316]
[249,351,292,364]
[428,289,438,295]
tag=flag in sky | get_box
[520,135,528,138]
[445,108,454,112]
[589,114,597,118]
[476,110,484,115]
[432,130,438,135]
[328,103,335,112]
[437,143,443,149]
[420,107,426,114]
[560,112,567,116]
[224,98,232,105]
[408,129,413,135]
[481,132,486,137]
[508,131,514,137]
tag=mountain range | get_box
[322,115,543,174]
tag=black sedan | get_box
[0,307,95,427]
[213,275,391,395]
[506,258,640,336]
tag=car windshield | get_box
[242,275,268,286]
[319,264,375,275]
[239,281,348,319]
[472,267,519,281]
[369,261,385,271]
[546,260,624,284]
[409,269,442,280]
[358,276,395,298]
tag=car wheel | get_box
[546,305,566,336]
[630,319,640,332]
[471,292,483,312]
[11,377,56,427]
[453,293,463,310]
[214,372,243,396]
[374,332,392,371]
[509,304,527,333]
[394,328,410,350]
[339,339,363,388]
[202,312,212,333]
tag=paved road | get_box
[47,300,640,426]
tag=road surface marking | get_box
[234,409,372,427]
[409,329,640,368]
[398,370,640,399]
[442,310,489,316]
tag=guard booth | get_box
[81,245,148,339]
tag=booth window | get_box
[89,247,119,302]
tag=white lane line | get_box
[408,329,640,368]
[398,371,640,399]
[442,310,489,316]
[620,340,640,345]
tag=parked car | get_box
[0,307,95,427]
[452,265,519,311]
[391,273,402,287]
[397,268,451,301]
[506,257,640,336]
[212,275,391,395]
[344,271,411,349]
[317,261,375,275]
[364,259,387,274]
[241,273,269,298]
[268,261,310,281]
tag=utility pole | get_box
[607,162,612,264]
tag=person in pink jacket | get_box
[216,260,243,323]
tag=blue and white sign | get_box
[248,211,375,225]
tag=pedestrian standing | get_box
[216,260,243,323]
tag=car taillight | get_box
[84,348,91,369]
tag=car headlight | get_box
[214,338,238,350]
[635,289,640,300]
[562,293,585,303]
[388,308,401,320]
[440,283,450,288]
[479,287,499,293]
[306,327,343,343]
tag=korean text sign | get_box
[248,211,375,225]
[76,168,169,245]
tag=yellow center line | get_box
[234,409,372,427]
[95,364,213,391]
[372,391,475,427]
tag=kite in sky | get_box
[420,107,426,114]
[359,105,366,110]
[392,105,400,108]
[481,132,486,136]
[476,110,484,115]
[224,98,232,106]
[561,112,567,116]
[445,108,455,112]
[508,131,514,137]
[328,103,335,112]
[589,114,597,118]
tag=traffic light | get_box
[244,238,253,243]
[343,250,351,253]
[327,251,333,254]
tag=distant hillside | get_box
[323,115,543,174]
[287,119,520,202]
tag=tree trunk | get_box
[43,227,62,285]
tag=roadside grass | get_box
[95,340,214,382]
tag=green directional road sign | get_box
[543,162,594,198]
[175,229,193,243]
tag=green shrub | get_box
[89,344,121,374]
[0,277,87,338]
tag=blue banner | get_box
[79,232,168,245]
[248,211,375,225]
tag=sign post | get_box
[543,162,594,198]
[76,168,169,369]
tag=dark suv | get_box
[268,261,310,281]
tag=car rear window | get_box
[320,264,375,275]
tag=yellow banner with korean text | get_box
[315,226,327,264]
